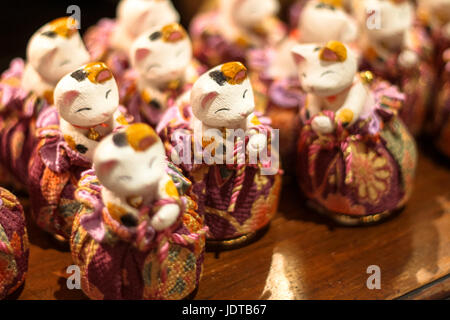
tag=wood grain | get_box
[15,148,450,300]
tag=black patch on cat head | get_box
[209,70,227,86]
[71,70,87,82]
[149,99,162,110]
[149,31,162,41]
[41,31,57,38]
[76,144,88,154]
[112,132,128,147]
[121,214,138,227]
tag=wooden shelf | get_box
[15,147,450,300]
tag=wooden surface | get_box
[14,145,450,300]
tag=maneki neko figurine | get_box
[0,188,29,299]
[125,23,205,126]
[292,41,417,225]
[158,62,282,248]
[0,17,90,187]
[71,123,206,300]
[248,0,359,174]
[190,0,286,68]
[84,0,179,86]
[28,62,128,241]
[354,0,436,136]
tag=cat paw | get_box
[312,115,334,134]
[247,133,267,153]
[151,204,180,231]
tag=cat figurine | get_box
[126,23,205,126]
[27,62,128,240]
[354,0,436,136]
[0,188,29,299]
[248,0,359,174]
[0,17,90,187]
[292,41,417,225]
[158,62,282,248]
[190,0,286,68]
[71,123,206,300]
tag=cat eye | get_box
[147,63,161,72]
[118,175,132,182]
[105,89,112,99]
[243,89,248,99]
[76,107,92,113]
[302,73,307,78]
[59,60,71,66]
[215,108,230,114]
[149,158,156,167]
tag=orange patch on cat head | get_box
[318,0,343,8]
[84,62,113,84]
[161,23,187,43]
[49,17,78,38]
[221,62,248,85]
[319,41,347,62]
[125,123,158,152]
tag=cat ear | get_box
[60,90,80,107]
[96,159,119,177]
[135,48,151,62]
[96,69,113,83]
[291,45,307,65]
[201,91,219,109]
[319,41,347,62]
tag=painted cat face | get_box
[224,0,279,28]
[299,0,358,43]
[117,0,180,38]
[130,23,192,84]
[292,41,357,96]
[191,62,255,128]
[26,17,90,85]
[94,123,167,197]
[418,0,450,23]
[356,0,413,45]
[54,62,119,127]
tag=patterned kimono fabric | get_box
[361,22,436,136]
[190,11,286,68]
[158,104,282,244]
[27,107,92,240]
[0,188,29,299]
[297,79,417,225]
[71,166,206,300]
[0,59,50,188]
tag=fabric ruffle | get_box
[70,168,206,300]
[0,188,29,299]
[297,80,417,221]
[27,107,91,239]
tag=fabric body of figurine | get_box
[27,63,129,240]
[124,23,206,127]
[433,54,450,157]
[0,188,29,299]
[0,17,90,188]
[158,62,282,244]
[355,0,436,136]
[293,42,417,225]
[190,0,286,68]
[71,124,206,300]
[247,0,359,174]
[83,0,180,101]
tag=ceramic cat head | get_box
[54,62,119,127]
[116,0,180,39]
[130,23,192,85]
[299,0,358,43]
[26,17,90,85]
[220,0,280,29]
[354,0,414,48]
[191,62,255,128]
[292,41,357,96]
[94,123,167,197]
